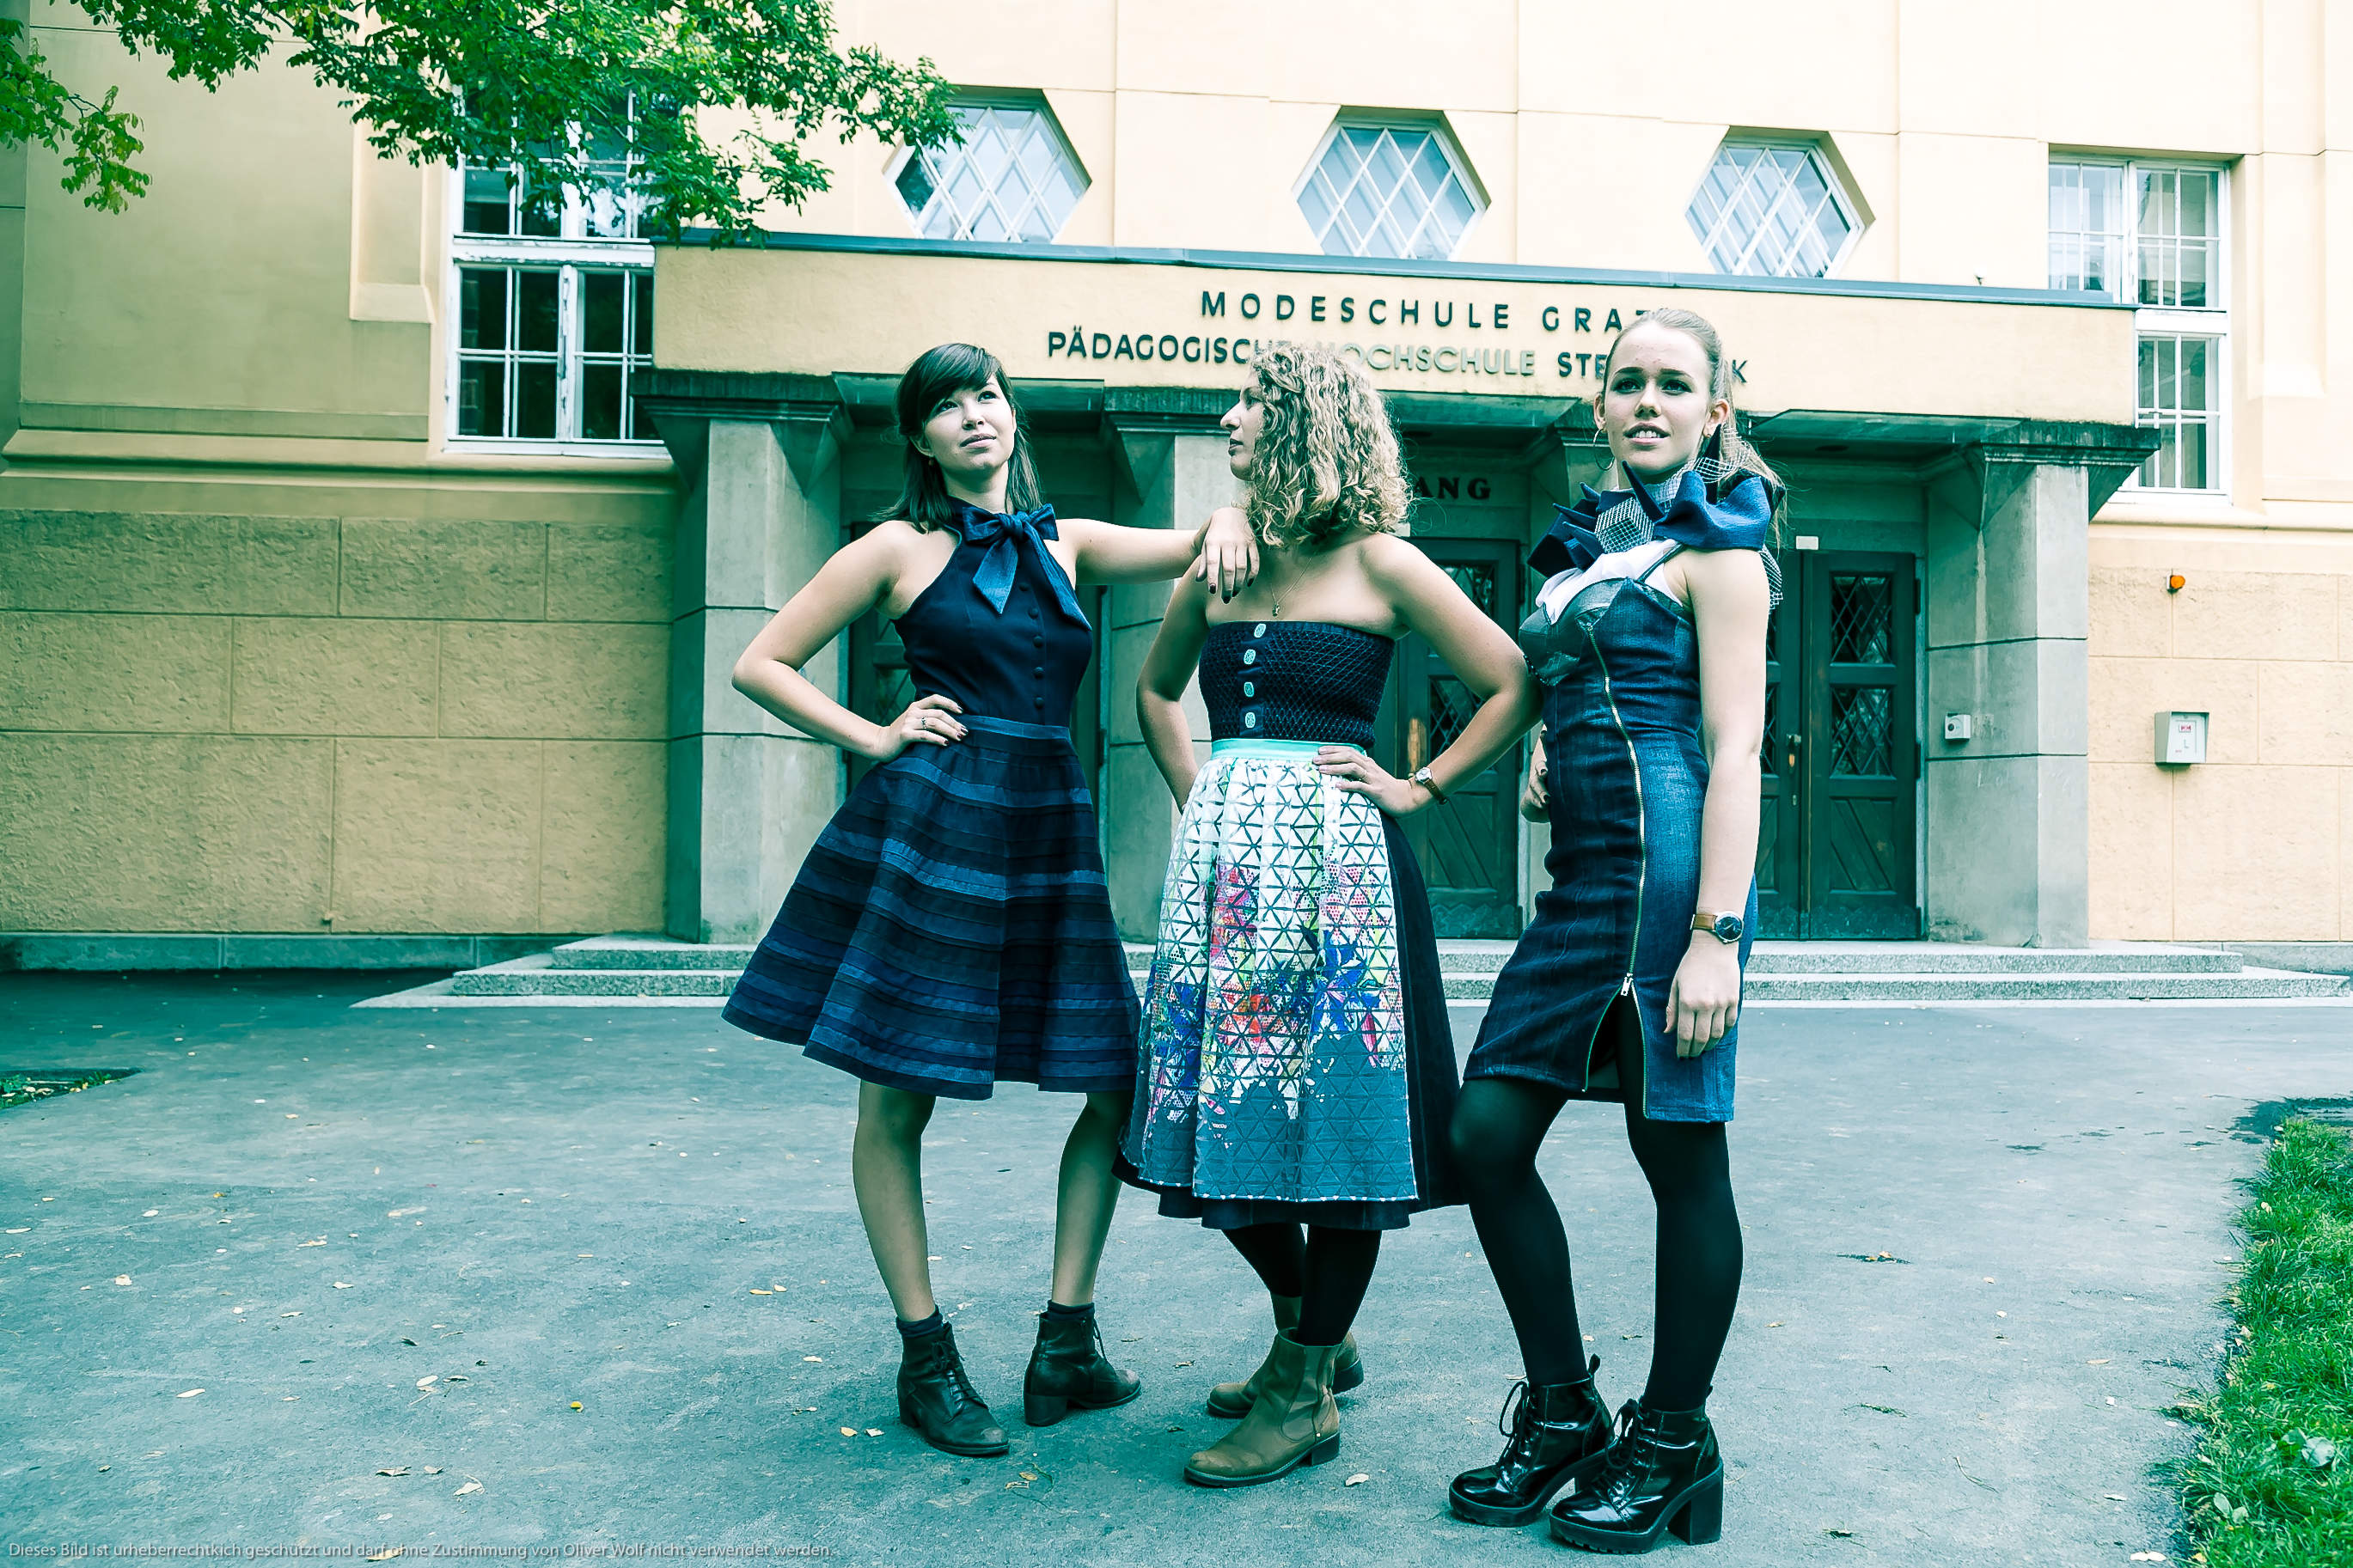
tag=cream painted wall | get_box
[0,487,675,936]
[9,0,2353,943]
[2087,527,2353,942]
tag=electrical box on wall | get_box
[2156,711,2209,766]
[1943,713,1972,741]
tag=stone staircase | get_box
[358,933,2350,1007]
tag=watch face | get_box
[1711,914,1744,943]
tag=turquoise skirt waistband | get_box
[1209,738,1360,760]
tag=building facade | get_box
[3,1,2350,959]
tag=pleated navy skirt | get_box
[722,716,1140,1100]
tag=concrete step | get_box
[1745,942,2242,975]
[1746,967,2346,1003]
[432,939,2346,1006]
[548,936,755,970]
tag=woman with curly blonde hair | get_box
[1120,345,1538,1487]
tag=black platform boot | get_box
[1022,1309,1143,1426]
[896,1323,1009,1457]
[1548,1397,1723,1553]
[1448,1358,1614,1526]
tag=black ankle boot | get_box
[1022,1310,1142,1426]
[1448,1358,1614,1526]
[896,1322,1008,1457]
[1549,1397,1723,1553]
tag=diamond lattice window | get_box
[1297,124,1482,260]
[1687,142,1857,278]
[895,102,1086,243]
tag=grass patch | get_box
[2174,1114,2353,1565]
[0,1067,136,1109]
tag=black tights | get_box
[1222,1222,1382,1347]
[1448,997,1742,1411]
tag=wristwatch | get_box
[1691,911,1744,944]
[1408,766,1448,802]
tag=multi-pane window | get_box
[894,101,1088,242]
[448,137,656,448]
[1686,141,1858,278]
[2050,159,2228,491]
[1296,123,1482,260]
[2137,336,2216,491]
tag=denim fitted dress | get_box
[1464,471,1773,1123]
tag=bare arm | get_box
[729,525,968,761]
[1319,536,1539,815]
[1136,574,1215,806]
[1665,546,1771,1054]
[1060,507,1260,600]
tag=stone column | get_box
[1922,425,2153,948]
[1102,394,1239,940]
[643,374,849,943]
[1923,458,2089,947]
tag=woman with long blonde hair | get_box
[1446,308,1775,1553]
[1121,345,1537,1487]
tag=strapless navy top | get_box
[1201,620,1394,750]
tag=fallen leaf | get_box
[2087,1358,2111,1364]
[113,1275,131,1286]
[280,1312,300,1318]
[176,1389,204,1398]
[143,1210,158,1217]
[1344,1473,1369,1486]
[400,1338,418,1346]
[840,1427,858,1437]
[425,1467,443,1475]
[1768,1321,1784,1328]
[1174,1361,1193,1369]
[2105,1493,2128,1501]
[2302,1436,2339,1471]
[569,1402,582,1411]
[366,1551,401,1563]
[749,1290,772,1296]
[333,1282,352,1290]
[455,1481,481,1497]
[376,1467,409,1476]
[1824,1528,1854,1538]
[298,1240,325,1248]
[416,1376,437,1389]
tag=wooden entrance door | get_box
[1379,538,1524,938]
[1757,550,1919,937]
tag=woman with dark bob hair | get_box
[1121,345,1537,1487]
[724,343,1257,1459]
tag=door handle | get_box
[1407,718,1427,773]
[1782,735,1802,775]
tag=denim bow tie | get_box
[955,503,1088,626]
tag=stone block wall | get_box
[2088,529,2353,941]
[0,505,673,935]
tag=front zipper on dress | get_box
[1576,637,1648,1114]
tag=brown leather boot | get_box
[1182,1330,1342,1487]
[1206,1295,1364,1418]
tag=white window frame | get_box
[1684,137,1863,280]
[884,95,1091,245]
[1291,117,1487,262]
[443,163,663,458]
[2050,156,2231,496]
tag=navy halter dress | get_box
[721,502,1139,1100]
[1464,470,1772,1124]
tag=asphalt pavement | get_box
[1,970,2344,1565]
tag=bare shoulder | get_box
[1680,546,1769,592]
[1355,530,1436,586]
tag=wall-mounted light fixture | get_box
[2166,574,2185,594]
